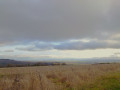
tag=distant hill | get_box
[0,59,66,67]
[0,59,31,67]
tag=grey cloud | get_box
[0,0,120,42]
[4,50,14,52]
[16,42,54,51]
[106,0,120,31]
[16,46,52,51]
[0,50,14,53]
[0,41,14,46]
[54,40,120,50]
[114,52,120,55]
[54,41,105,50]
[16,38,120,51]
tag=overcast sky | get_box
[0,0,120,61]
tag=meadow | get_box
[0,63,120,90]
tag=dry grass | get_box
[0,63,120,90]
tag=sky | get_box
[0,0,120,61]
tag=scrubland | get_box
[0,63,120,90]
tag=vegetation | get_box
[0,63,120,90]
[0,59,66,68]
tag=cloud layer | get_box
[0,0,120,42]
[0,0,120,60]
[16,35,120,51]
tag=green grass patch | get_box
[85,72,120,90]
[0,75,4,78]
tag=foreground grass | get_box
[80,72,120,90]
[90,73,120,90]
[0,64,120,90]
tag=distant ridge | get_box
[0,59,30,67]
[0,59,66,67]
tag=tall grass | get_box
[0,63,120,90]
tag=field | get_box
[0,64,120,90]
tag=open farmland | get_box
[0,63,120,90]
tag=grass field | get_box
[0,63,120,90]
